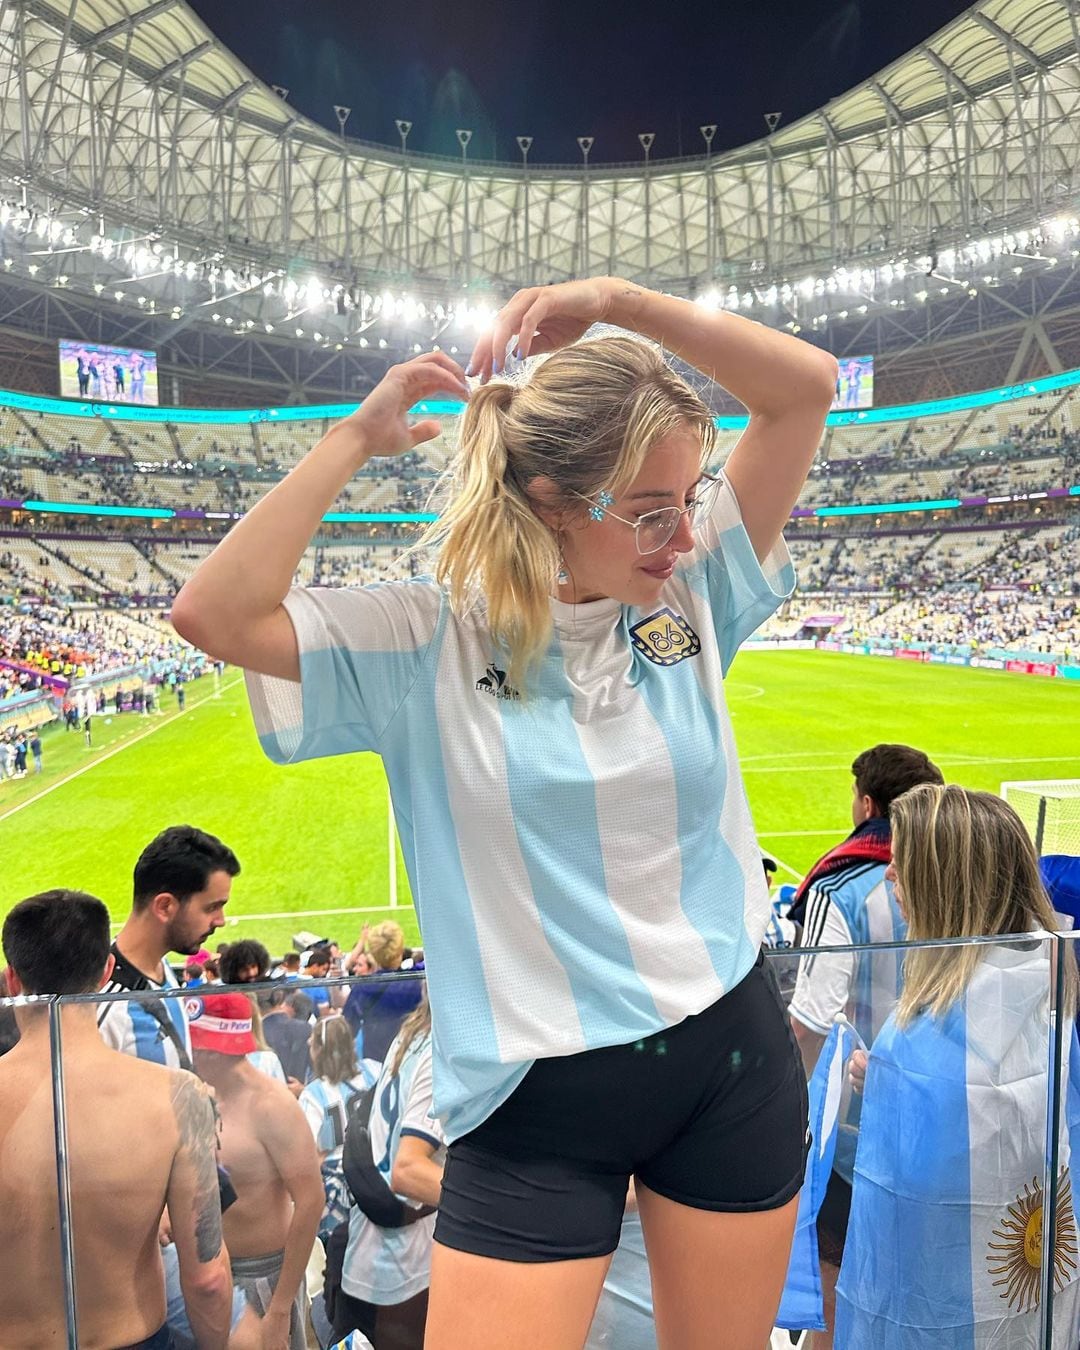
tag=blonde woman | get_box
[838,785,1080,1348]
[173,277,838,1349]
[343,920,424,1061]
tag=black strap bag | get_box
[341,1085,436,1229]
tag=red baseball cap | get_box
[186,992,256,1055]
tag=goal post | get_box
[1001,780,1080,857]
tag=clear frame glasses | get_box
[575,474,719,555]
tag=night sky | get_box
[188,0,973,164]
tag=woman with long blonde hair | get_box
[173,276,838,1348]
[300,1014,378,1241]
[839,785,1080,1348]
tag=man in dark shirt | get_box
[258,988,310,1091]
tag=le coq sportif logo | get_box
[475,663,521,701]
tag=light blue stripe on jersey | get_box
[499,635,660,1044]
[263,646,427,760]
[379,633,520,1136]
[688,516,797,674]
[132,1003,168,1064]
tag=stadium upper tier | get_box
[2,369,1080,525]
[3,0,1080,303]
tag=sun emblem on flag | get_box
[987,1171,1079,1312]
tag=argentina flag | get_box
[836,941,1080,1348]
[776,1018,858,1332]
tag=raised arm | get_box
[169,352,470,681]
[607,286,838,561]
[259,1089,325,1349]
[166,1073,233,1350]
[470,279,838,562]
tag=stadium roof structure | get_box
[2,0,1080,402]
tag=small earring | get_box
[557,565,569,585]
[590,489,615,522]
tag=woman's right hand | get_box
[345,350,470,458]
[849,1049,869,1095]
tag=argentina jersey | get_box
[97,959,192,1069]
[791,866,906,1183]
[341,1033,445,1306]
[245,470,795,1140]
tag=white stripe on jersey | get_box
[435,617,585,1063]
[572,686,722,1021]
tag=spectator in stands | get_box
[280,951,303,979]
[787,744,944,1349]
[246,994,288,1084]
[0,889,233,1348]
[184,957,208,987]
[302,943,334,1018]
[838,787,1079,1347]
[258,986,312,1088]
[331,995,443,1347]
[98,825,240,1067]
[173,277,837,1344]
[300,1015,378,1242]
[219,938,270,985]
[288,988,315,1026]
[190,991,324,1350]
[343,921,424,1063]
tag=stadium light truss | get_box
[2,193,1079,350]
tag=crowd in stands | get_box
[0,824,436,1349]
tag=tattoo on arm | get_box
[170,1074,224,1264]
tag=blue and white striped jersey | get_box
[342,1032,445,1306]
[790,864,906,1182]
[245,471,794,1140]
[97,959,192,1068]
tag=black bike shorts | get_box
[435,952,809,1262]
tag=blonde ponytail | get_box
[421,334,717,692]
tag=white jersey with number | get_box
[245,471,795,1139]
[341,1033,445,1306]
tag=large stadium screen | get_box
[830,354,874,411]
[58,339,159,407]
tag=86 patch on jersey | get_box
[629,607,701,666]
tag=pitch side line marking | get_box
[108,901,418,930]
[0,676,244,824]
[764,850,802,880]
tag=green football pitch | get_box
[0,652,1076,959]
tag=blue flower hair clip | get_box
[589,489,615,522]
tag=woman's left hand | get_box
[467,278,624,381]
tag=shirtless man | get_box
[0,889,233,1349]
[189,992,323,1350]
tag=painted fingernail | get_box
[492,358,501,374]
[464,362,475,377]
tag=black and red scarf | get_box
[787,815,892,928]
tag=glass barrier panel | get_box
[26,970,428,1350]
[19,938,1072,1348]
[1043,930,1080,1349]
[0,993,72,1348]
